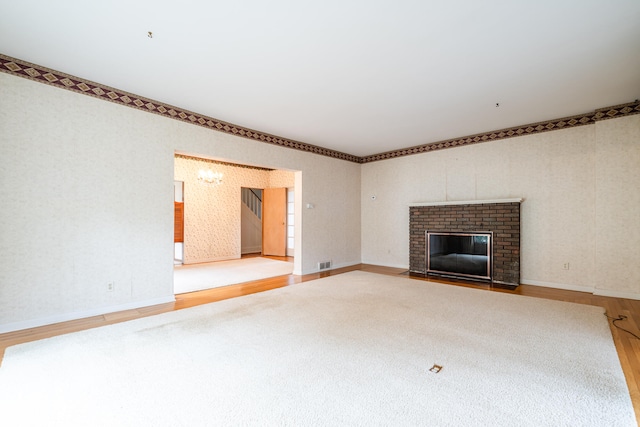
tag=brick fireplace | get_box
[409,200,521,286]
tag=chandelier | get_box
[197,169,223,185]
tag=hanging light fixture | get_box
[197,169,223,185]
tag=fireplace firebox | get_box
[427,231,492,281]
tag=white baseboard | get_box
[594,287,640,301]
[0,295,176,334]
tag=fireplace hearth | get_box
[410,199,521,286]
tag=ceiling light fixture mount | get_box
[147,31,153,39]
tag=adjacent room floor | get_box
[173,255,294,294]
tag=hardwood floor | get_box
[1,264,638,420]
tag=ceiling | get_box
[1,0,639,157]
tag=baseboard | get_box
[594,287,640,301]
[304,261,361,275]
[521,279,640,300]
[361,260,410,270]
[241,246,261,254]
[183,255,238,264]
[0,295,176,334]
[520,279,594,294]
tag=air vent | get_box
[318,261,332,270]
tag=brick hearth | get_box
[409,201,521,285]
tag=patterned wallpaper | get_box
[174,155,294,264]
[269,169,297,188]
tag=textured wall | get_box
[269,169,296,188]
[0,74,176,329]
[362,117,640,298]
[0,72,361,331]
[594,115,640,297]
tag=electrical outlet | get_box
[107,282,114,292]
[563,263,570,270]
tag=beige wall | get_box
[595,115,640,298]
[0,72,361,332]
[0,75,176,333]
[1,66,637,333]
[362,115,640,299]
[174,156,294,263]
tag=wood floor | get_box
[1,263,638,421]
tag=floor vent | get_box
[318,261,332,270]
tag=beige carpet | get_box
[173,257,294,294]
[0,271,635,426]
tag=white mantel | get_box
[409,198,523,207]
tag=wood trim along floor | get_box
[1,264,638,420]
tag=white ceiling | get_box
[2,0,639,157]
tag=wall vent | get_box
[318,261,332,270]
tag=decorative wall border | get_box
[362,100,640,163]
[175,153,274,171]
[2,53,638,165]
[0,53,360,163]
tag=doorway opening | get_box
[241,187,263,255]
[173,153,302,293]
[241,186,294,258]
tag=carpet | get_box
[0,271,635,426]
[173,257,294,294]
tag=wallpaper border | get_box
[361,101,640,163]
[0,54,360,163]
[175,153,274,171]
[2,53,638,164]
